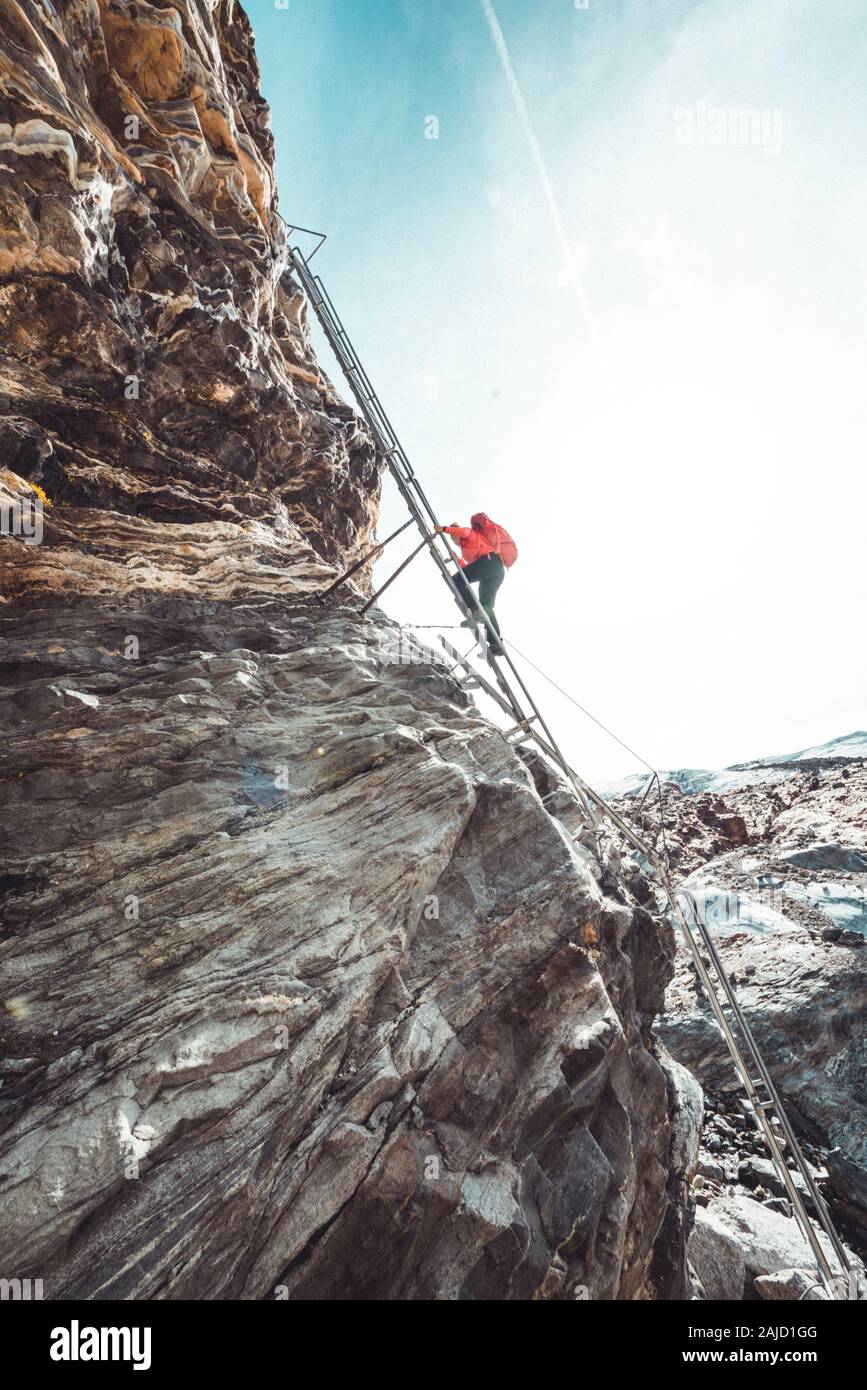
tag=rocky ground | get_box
[613,757,867,1298]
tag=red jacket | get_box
[443,513,517,568]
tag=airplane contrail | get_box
[478,0,615,400]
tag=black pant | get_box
[455,553,505,638]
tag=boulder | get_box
[687,1205,746,1301]
[754,1268,831,1301]
[704,1195,858,1285]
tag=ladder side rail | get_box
[442,643,601,826]
[496,647,598,826]
[467,632,569,753]
[665,881,846,1283]
[440,639,530,728]
[760,1106,852,1273]
[293,255,458,549]
[440,641,599,779]
[290,252,458,576]
[680,887,807,1098]
[309,276,413,463]
[291,254,409,466]
[676,888,851,1272]
[291,264,461,591]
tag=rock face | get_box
[0,592,695,1301]
[0,4,696,1299]
[0,0,378,575]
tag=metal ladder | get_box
[284,228,852,1296]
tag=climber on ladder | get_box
[435,513,517,658]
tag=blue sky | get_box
[251,0,866,781]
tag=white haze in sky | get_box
[258,0,866,783]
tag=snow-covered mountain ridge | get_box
[600,731,867,800]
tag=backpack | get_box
[487,520,518,568]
